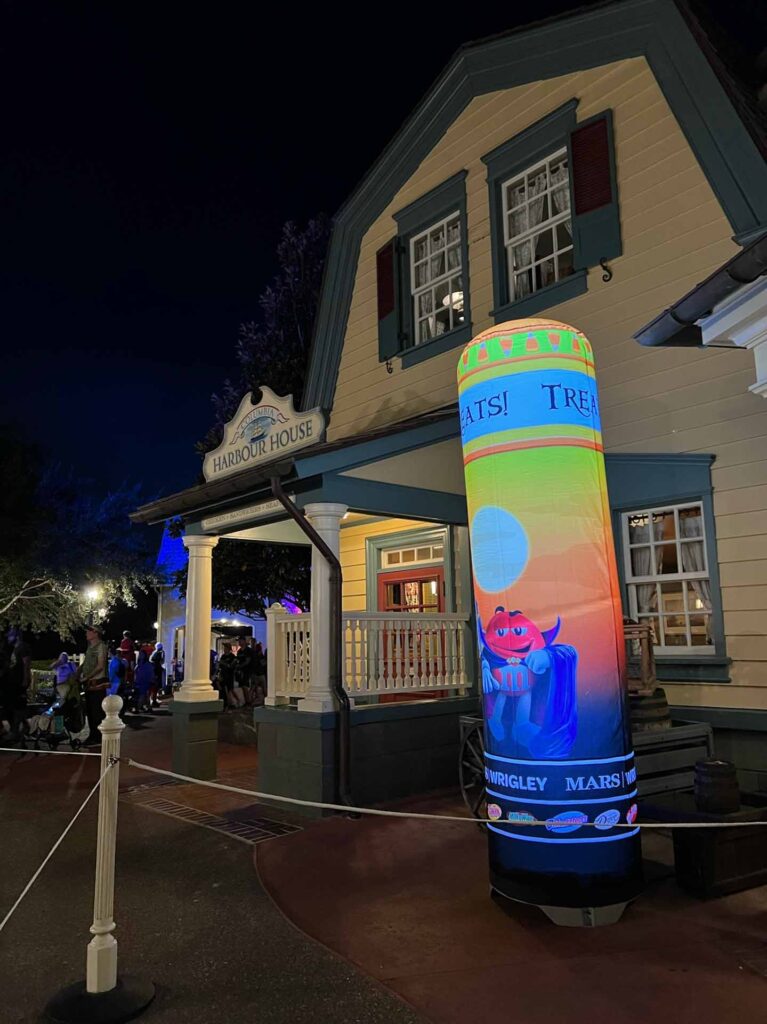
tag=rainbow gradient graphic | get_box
[458,319,642,912]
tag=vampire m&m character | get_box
[479,607,577,759]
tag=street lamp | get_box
[84,586,101,627]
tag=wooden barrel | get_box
[629,687,671,732]
[694,759,740,814]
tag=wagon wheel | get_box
[459,722,488,831]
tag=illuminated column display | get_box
[458,319,642,917]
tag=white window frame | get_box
[409,211,464,346]
[501,148,573,303]
[621,501,715,656]
[381,543,445,570]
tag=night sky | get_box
[3,1,763,500]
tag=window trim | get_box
[621,501,715,657]
[392,171,472,366]
[365,526,454,613]
[482,98,585,323]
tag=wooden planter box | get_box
[640,791,767,898]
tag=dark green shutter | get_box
[376,238,401,362]
[569,110,622,270]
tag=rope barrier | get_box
[126,758,767,830]
[0,746,101,757]
[0,762,114,935]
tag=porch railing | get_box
[266,606,470,703]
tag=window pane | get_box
[536,258,556,291]
[431,545,444,559]
[415,262,428,287]
[514,269,532,300]
[418,292,433,316]
[549,156,568,187]
[657,543,679,574]
[628,515,650,544]
[413,237,428,262]
[447,218,461,244]
[507,179,525,209]
[529,193,549,226]
[416,547,431,560]
[652,510,676,541]
[402,549,415,563]
[557,248,574,280]
[534,229,554,259]
[387,551,400,565]
[556,221,572,249]
[512,239,531,269]
[679,506,703,538]
[551,185,570,214]
[663,628,689,647]
[418,317,433,342]
[446,245,461,271]
[430,252,445,278]
[509,208,528,238]
[659,581,684,613]
[691,619,712,646]
[638,614,660,645]
[429,226,445,251]
[630,545,653,576]
[527,167,547,195]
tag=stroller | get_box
[24,678,90,750]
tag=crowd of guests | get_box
[213,636,267,708]
[0,624,267,748]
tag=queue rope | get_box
[126,758,767,830]
[0,746,101,757]
[0,762,114,935]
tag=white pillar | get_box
[302,502,347,713]
[86,695,124,993]
[179,535,219,703]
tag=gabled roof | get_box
[303,0,767,416]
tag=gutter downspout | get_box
[269,476,353,810]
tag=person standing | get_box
[133,650,154,712]
[234,636,255,707]
[149,642,165,708]
[1,628,31,740]
[118,630,136,687]
[76,623,109,744]
[216,642,238,707]
[252,641,267,703]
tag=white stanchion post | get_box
[86,695,123,993]
[44,694,154,1023]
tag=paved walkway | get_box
[0,706,422,1024]
[256,791,767,1024]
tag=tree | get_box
[171,534,310,619]
[197,215,332,455]
[0,426,158,636]
[188,215,332,613]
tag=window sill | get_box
[652,656,731,684]
[491,269,587,324]
[398,322,474,369]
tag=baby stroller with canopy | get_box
[25,676,90,750]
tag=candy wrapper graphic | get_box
[458,319,642,911]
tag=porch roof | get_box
[131,404,463,528]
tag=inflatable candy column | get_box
[457,319,642,925]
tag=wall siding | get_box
[327,55,767,706]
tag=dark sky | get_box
[2,1,763,500]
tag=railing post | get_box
[44,694,154,1023]
[265,604,289,706]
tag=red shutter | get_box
[376,240,396,320]
[571,116,613,215]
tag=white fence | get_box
[267,608,470,703]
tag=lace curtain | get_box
[679,516,712,611]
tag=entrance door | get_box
[377,568,445,702]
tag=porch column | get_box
[302,502,348,713]
[172,534,222,781]
[179,535,219,702]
